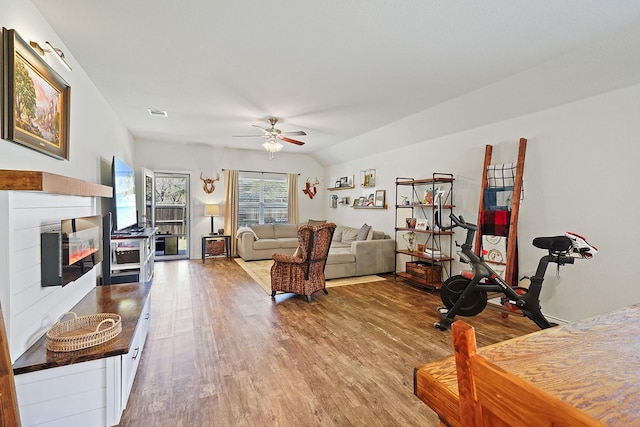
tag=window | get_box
[238,172,288,227]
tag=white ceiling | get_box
[32,0,640,158]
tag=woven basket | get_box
[46,311,122,352]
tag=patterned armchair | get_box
[271,222,336,302]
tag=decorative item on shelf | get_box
[360,169,376,187]
[338,197,350,205]
[423,188,434,205]
[435,188,449,206]
[204,204,220,235]
[200,172,220,194]
[405,261,442,283]
[415,219,428,230]
[366,193,375,206]
[330,195,338,208]
[403,232,416,252]
[217,228,225,235]
[406,217,417,229]
[400,195,410,205]
[358,196,366,206]
[417,243,426,252]
[423,247,444,259]
[374,189,385,207]
[3,28,70,160]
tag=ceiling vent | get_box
[147,108,168,117]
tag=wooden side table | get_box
[202,235,231,262]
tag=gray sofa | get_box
[236,223,299,261]
[236,223,395,279]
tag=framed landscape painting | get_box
[2,28,70,159]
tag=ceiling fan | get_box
[233,117,306,159]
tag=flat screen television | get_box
[112,156,138,232]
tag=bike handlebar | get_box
[443,212,478,232]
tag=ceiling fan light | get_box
[262,138,283,159]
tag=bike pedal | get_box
[437,307,449,316]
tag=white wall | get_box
[0,0,134,181]
[0,0,136,361]
[1,0,136,219]
[134,140,325,258]
[324,83,640,323]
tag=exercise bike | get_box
[433,213,597,332]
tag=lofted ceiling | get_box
[32,0,640,158]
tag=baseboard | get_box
[542,313,569,325]
[488,297,569,325]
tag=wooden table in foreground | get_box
[414,304,640,427]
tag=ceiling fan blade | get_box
[232,134,266,138]
[282,130,307,136]
[280,136,305,146]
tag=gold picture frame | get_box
[2,28,70,160]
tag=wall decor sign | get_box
[2,28,70,160]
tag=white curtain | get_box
[224,169,239,256]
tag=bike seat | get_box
[532,236,571,252]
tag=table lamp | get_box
[204,204,220,235]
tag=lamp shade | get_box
[205,204,220,217]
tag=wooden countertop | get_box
[414,304,640,426]
[13,282,152,375]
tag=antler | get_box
[201,173,221,194]
[302,177,319,199]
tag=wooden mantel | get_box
[0,169,112,198]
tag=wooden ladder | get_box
[474,138,527,287]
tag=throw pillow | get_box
[308,219,327,226]
[355,223,372,241]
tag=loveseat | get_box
[236,223,395,279]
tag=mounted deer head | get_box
[302,177,319,199]
[200,172,220,194]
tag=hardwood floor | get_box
[119,259,538,426]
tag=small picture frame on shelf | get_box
[435,188,449,206]
[358,196,366,206]
[340,176,348,186]
[417,243,425,252]
[423,189,434,205]
[335,181,341,188]
[352,198,359,207]
[415,219,428,230]
[366,193,374,206]
[374,189,385,207]
[360,169,376,187]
